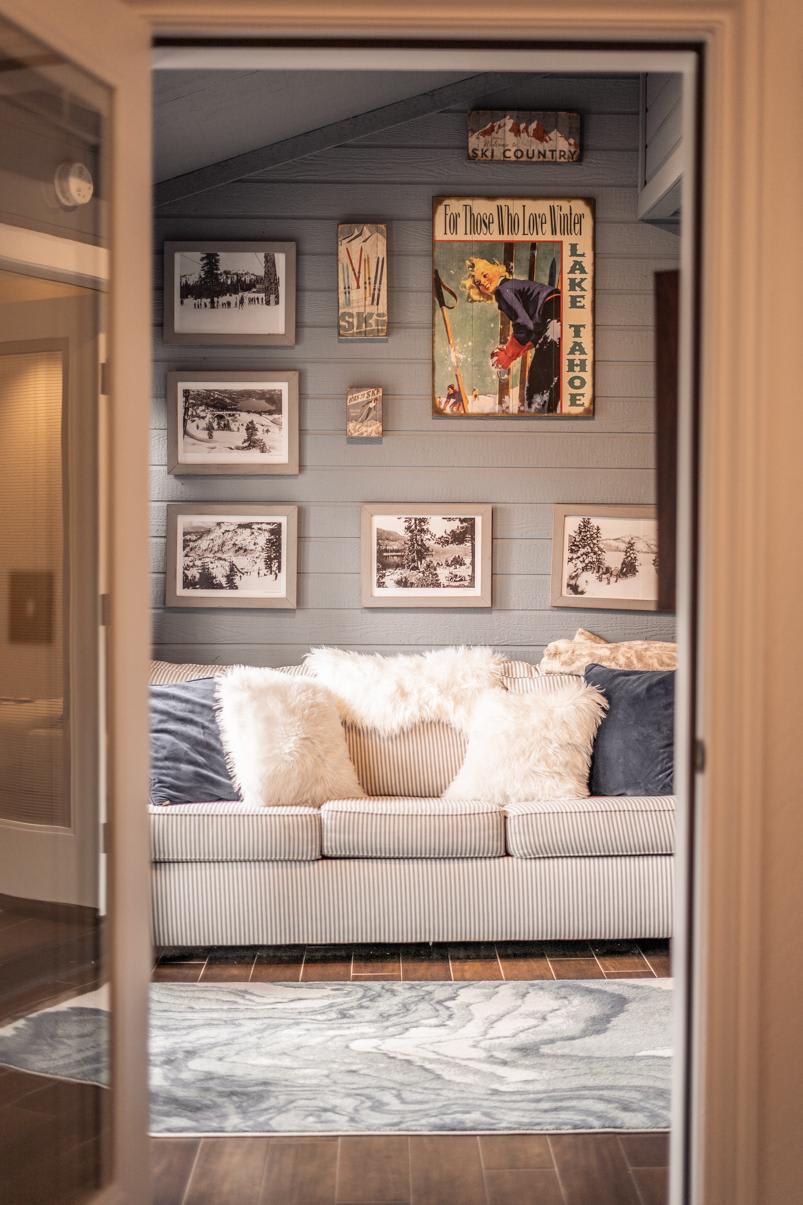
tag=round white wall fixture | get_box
[54,161,94,208]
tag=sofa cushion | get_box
[345,723,467,797]
[504,795,675,858]
[215,667,365,808]
[503,672,584,696]
[585,664,675,796]
[321,797,505,859]
[149,802,321,862]
[149,678,238,806]
[149,659,307,684]
[444,682,607,805]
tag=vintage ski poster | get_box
[346,386,383,440]
[338,223,388,339]
[432,197,594,417]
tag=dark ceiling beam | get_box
[155,71,514,208]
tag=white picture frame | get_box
[166,370,299,476]
[551,504,659,610]
[165,503,298,609]
[361,504,492,608]
[163,241,296,346]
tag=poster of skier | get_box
[432,197,594,417]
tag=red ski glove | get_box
[491,334,532,369]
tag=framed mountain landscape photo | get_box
[361,504,492,608]
[432,197,594,417]
[163,241,296,346]
[551,505,658,611]
[165,503,297,609]
[166,371,299,475]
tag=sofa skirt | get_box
[152,855,673,946]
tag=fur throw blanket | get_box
[304,646,506,735]
[539,628,678,676]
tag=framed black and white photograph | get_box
[166,371,299,475]
[361,504,492,608]
[163,241,296,346]
[551,504,658,611]
[165,504,297,609]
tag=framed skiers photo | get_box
[550,505,658,611]
[165,503,298,609]
[166,371,299,476]
[361,504,492,608]
[163,241,296,346]
[432,197,594,417]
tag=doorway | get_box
[145,46,697,1205]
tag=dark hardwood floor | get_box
[150,940,671,1205]
[0,899,108,1202]
[152,938,670,984]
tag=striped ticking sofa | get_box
[149,659,675,947]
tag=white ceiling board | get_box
[154,69,466,182]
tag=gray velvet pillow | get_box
[149,677,238,806]
[584,664,675,796]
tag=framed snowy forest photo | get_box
[361,504,492,608]
[166,371,299,475]
[551,505,658,611]
[165,504,297,609]
[163,241,296,346]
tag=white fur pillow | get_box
[304,646,506,735]
[444,682,608,804]
[215,667,365,808]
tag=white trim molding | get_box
[0,222,109,287]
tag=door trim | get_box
[0,0,153,1200]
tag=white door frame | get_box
[0,1,152,1200]
[138,5,802,1203]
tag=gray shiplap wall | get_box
[151,74,679,667]
[644,74,682,186]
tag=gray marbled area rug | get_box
[0,980,672,1134]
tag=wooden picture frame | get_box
[551,504,658,611]
[166,370,299,476]
[432,196,594,417]
[361,503,492,608]
[162,241,296,346]
[165,503,298,609]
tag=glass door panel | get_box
[0,14,110,1202]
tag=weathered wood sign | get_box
[346,386,383,441]
[468,111,581,163]
[338,223,388,339]
[432,196,594,417]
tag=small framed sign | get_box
[338,223,388,339]
[346,386,383,441]
[468,111,581,163]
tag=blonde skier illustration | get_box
[461,257,561,413]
